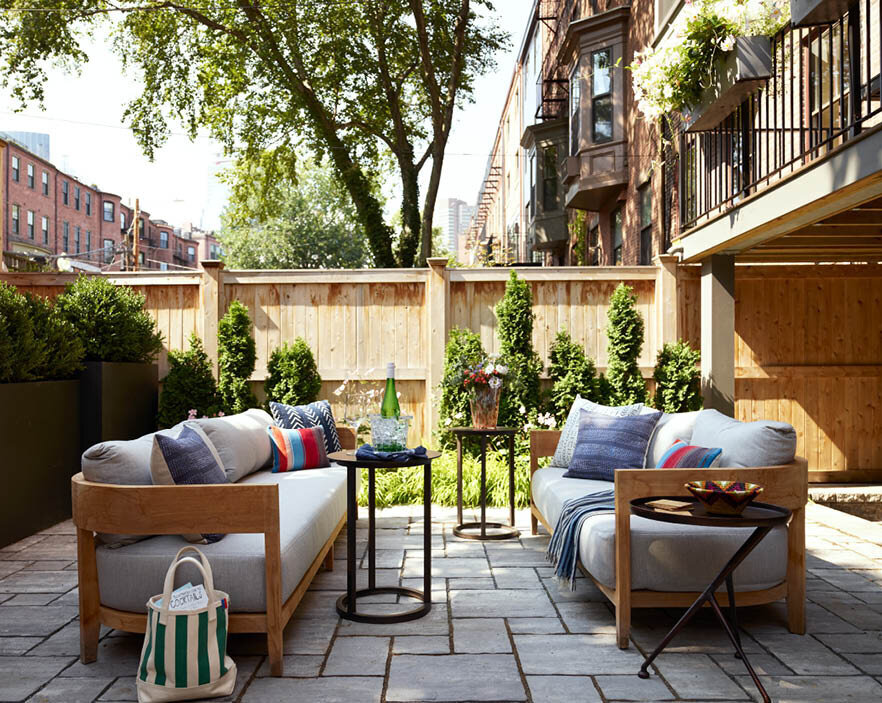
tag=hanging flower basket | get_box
[683,36,772,132]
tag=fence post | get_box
[425,258,450,443]
[200,260,225,376]
[654,254,680,349]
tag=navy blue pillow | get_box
[269,400,342,454]
[564,408,663,482]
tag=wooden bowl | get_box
[685,480,764,516]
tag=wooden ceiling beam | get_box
[820,210,882,225]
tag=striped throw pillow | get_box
[267,426,329,472]
[657,439,722,468]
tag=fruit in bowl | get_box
[685,480,764,516]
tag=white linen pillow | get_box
[550,395,644,469]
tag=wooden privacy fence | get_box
[3,259,880,481]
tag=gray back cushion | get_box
[551,396,644,469]
[643,410,701,468]
[690,409,796,467]
[190,408,274,482]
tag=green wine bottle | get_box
[380,362,401,418]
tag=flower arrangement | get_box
[631,0,789,121]
[462,357,508,428]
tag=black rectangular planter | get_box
[685,36,772,132]
[80,361,158,452]
[790,0,851,27]
[0,380,80,547]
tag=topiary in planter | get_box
[606,283,647,405]
[437,327,486,448]
[55,275,163,362]
[495,270,543,428]
[548,330,601,423]
[264,338,322,407]
[653,341,702,413]
[218,299,259,414]
[158,333,222,428]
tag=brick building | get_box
[466,0,664,267]
[1,134,211,271]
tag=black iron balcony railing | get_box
[678,0,882,232]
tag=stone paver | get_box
[1,503,881,702]
[386,654,525,701]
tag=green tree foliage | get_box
[220,153,370,269]
[56,276,163,363]
[264,339,322,407]
[547,330,601,423]
[158,334,221,428]
[653,341,702,413]
[0,1,505,267]
[0,283,84,383]
[218,300,258,414]
[495,271,543,427]
[437,327,485,448]
[605,283,647,405]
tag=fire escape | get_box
[534,0,580,122]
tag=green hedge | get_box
[357,447,539,509]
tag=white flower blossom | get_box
[485,362,496,374]
[488,376,502,389]
[444,417,452,426]
[518,404,526,415]
[495,364,508,375]
[454,411,464,420]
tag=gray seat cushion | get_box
[532,467,786,592]
[691,409,796,468]
[96,465,352,613]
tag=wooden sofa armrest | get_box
[530,430,561,477]
[71,473,280,535]
[338,425,357,450]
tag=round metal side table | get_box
[450,427,519,541]
[630,496,792,703]
[328,449,441,624]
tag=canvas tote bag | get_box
[137,546,237,702]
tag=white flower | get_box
[720,35,736,52]
[485,362,495,374]
[454,411,464,420]
[518,404,526,415]
[495,364,508,375]
[488,376,502,389]
[444,417,452,426]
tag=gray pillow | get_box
[81,423,184,547]
[564,408,663,481]
[643,410,701,467]
[690,409,796,468]
[551,395,644,469]
[190,408,274,482]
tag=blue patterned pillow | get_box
[269,400,342,454]
[150,424,228,543]
[564,408,663,481]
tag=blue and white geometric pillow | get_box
[269,399,342,454]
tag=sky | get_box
[0,1,535,233]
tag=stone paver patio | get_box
[2,503,882,702]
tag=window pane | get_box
[592,50,611,96]
[593,95,613,142]
[640,185,652,226]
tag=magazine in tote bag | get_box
[137,547,237,703]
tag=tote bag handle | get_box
[157,552,219,626]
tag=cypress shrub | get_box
[218,299,259,414]
[24,293,84,381]
[547,330,601,423]
[653,341,702,413]
[55,275,163,363]
[605,283,647,405]
[437,327,486,448]
[158,334,222,427]
[264,338,322,407]
[495,270,543,428]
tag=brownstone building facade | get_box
[1,135,220,271]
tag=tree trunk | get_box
[396,150,422,268]
[419,143,445,265]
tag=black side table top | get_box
[630,497,791,527]
[450,426,516,436]
[328,449,441,470]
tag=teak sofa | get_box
[72,412,356,677]
[529,418,808,648]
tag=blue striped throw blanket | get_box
[546,489,616,589]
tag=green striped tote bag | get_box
[137,547,237,702]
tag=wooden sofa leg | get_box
[616,600,631,649]
[530,510,538,536]
[323,543,334,571]
[76,528,100,663]
[786,506,806,635]
[267,629,284,676]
